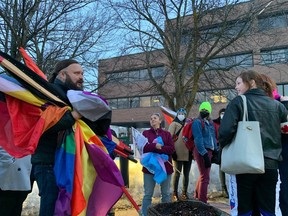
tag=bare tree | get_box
[105,0,288,113]
[0,0,118,91]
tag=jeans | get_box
[193,148,212,203]
[32,164,59,216]
[172,160,192,194]
[141,173,171,216]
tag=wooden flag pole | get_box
[0,55,67,105]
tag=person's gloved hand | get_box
[203,153,211,168]
[211,150,220,165]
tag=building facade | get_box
[98,0,288,130]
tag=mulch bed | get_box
[148,200,229,216]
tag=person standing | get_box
[141,113,175,216]
[168,108,192,201]
[192,101,217,203]
[260,73,288,216]
[0,147,32,216]
[219,70,287,216]
[31,59,83,216]
[213,108,228,198]
[277,101,288,216]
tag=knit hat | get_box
[219,108,226,115]
[199,101,212,114]
[176,108,187,115]
[48,59,79,83]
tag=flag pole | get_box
[167,160,182,174]
[121,186,141,215]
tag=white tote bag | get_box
[221,95,265,175]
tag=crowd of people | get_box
[140,70,288,216]
[1,63,287,216]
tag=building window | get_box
[151,96,164,107]
[277,83,288,96]
[258,14,288,31]
[129,70,140,81]
[106,73,119,83]
[206,52,253,70]
[108,99,117,109]
[139,69,149,80]
[130,97,140,108]
[194,89,237,104]
[107,95,165,109]
[117,98,129,109]
[106,68,161,83]
[260,48,288,64]
[151,67,165,79]
[140,96,151,107]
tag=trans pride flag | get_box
[132,128,168,184]
[0,75,124,215]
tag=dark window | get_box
[117,98,129,109]
[206,53,253,70]
[259,14,288,31]
[129,70,140,82]
[108,99,117,109]
[129,97,140,108]
[152,67,165,79]
[261,48,288,64]
[277,84,288,96]
[139,69,149,80]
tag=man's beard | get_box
[65,75,83,90]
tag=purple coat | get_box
[142,128,175,175]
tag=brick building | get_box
[98,0,288,131]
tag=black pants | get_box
[0,189,30,216]
[172,159,192,193]
[236,169,278,216]
[279,139,288,216]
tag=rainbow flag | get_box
[0,75,125,215]
[0,76,67,157]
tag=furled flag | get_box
[67,90,111,122]
[0,52,139,215]
[160,106,176,125]
[54,120,124,216]
[0,75,68,157]
[0,74,121,215]
[19,47,47,80]
[131,127,148,158]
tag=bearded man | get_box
[31,60,83,216]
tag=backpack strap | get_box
[175,124,184,137]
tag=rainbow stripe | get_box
[0,75,124,215]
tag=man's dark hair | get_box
[48,59,79,83]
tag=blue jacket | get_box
[192,118,217,156]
